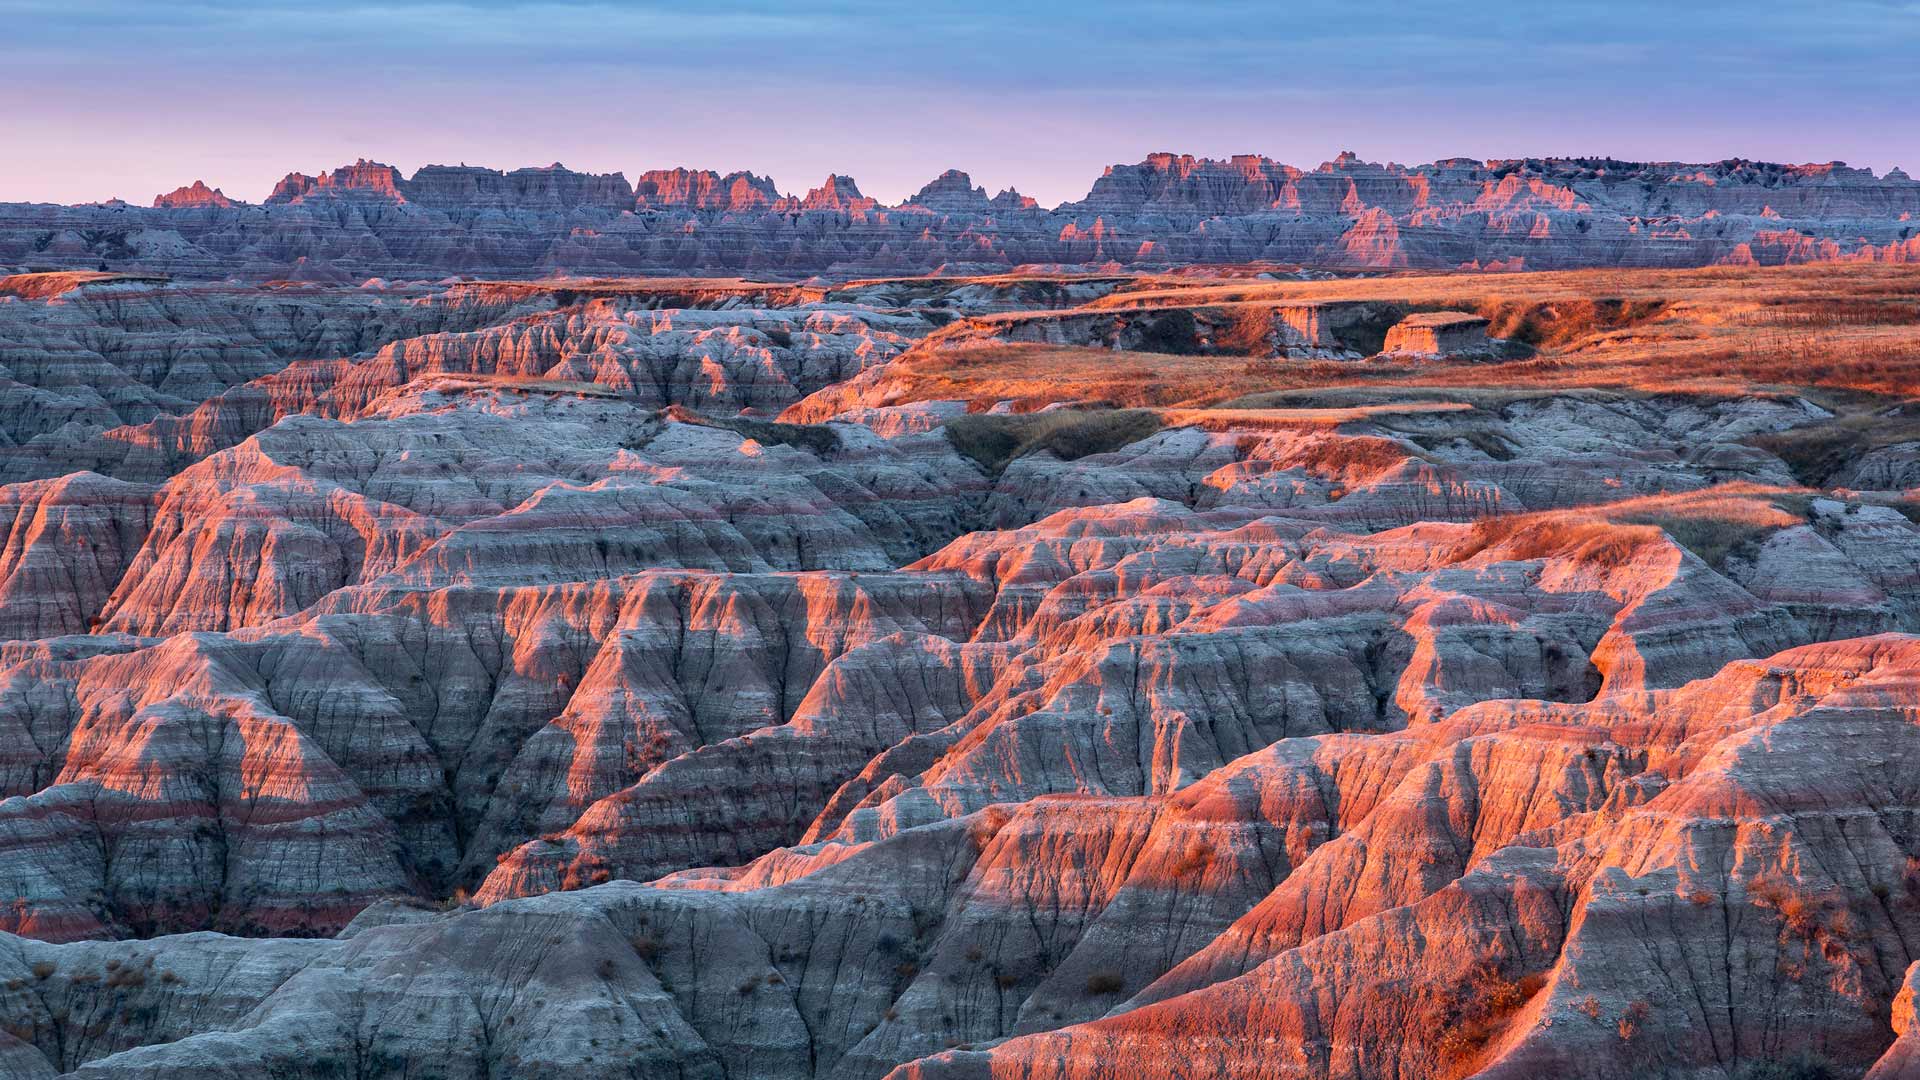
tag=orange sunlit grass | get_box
[812,263,1920,415]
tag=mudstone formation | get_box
[0,182,1915,1080]
[1,153,1919,280]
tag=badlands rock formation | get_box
[0,259,1915,1079]
[4,154,1920,281]
[1381,311,1496,357]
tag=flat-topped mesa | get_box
[265,158,408,204]
[1380,310,1496,358]
[1061,152,1920,221]
[1067,152,1307,215]
[152,180,237,209]
[405,162,635,212]
[265,159,633,210]
[633,167,781,211]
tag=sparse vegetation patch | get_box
[944,408,1164,474]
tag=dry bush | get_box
[1084,972,1125,995]
[104,965,146,990]
[944,409,1164,474]
[1750,873,1851,941]
[1429,962,1548,1060]
[1168,840,1217,879]
[1616,1000,1652,1042]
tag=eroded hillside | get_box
[0,263,1916,1079]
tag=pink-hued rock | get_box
[1380,310,1494,356]
[9,153,1920,279]
[0,261,1916,1080]
[151,181,236,210]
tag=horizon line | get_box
[30,150,1913,215]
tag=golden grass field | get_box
[825,263,1920,486]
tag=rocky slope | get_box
[0,263,1916,1079]
[4,154,1920,281]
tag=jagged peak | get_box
[153,180,236,209]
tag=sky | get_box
[2,0,1918,208]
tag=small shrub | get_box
[1750,873,1848,940]
[1617,1000,1651,1041]
[1084,972,1125,995]
[104,966,146,989]
[1169,841,1217,878]
[29,962,54,980]
[1429,962,1547,1058]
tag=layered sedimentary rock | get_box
[151,182,233,210]
[1380,310,1494,357]
[4,153,1919,280]
[0,263,1916,1079]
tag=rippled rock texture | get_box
[0,261,1917,1079]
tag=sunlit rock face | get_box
[4,153,1920,280]
[0,258,1918,1080]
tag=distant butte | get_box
[151,179,235,209]
[0,152,1914,280]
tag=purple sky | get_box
[3,0,1917,208]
